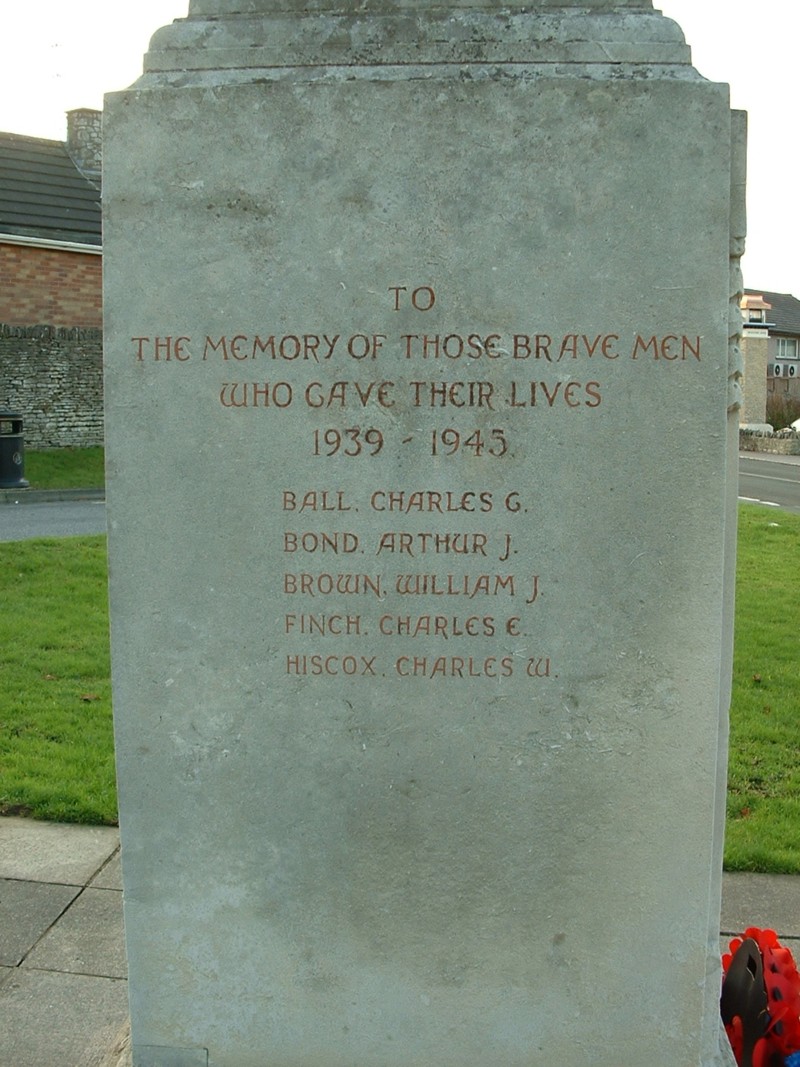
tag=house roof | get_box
[745,289,800,338]
[0,131,101,247]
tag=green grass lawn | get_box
[0,536,115,824]
[23,447,105,490]
[725,505,800,871]
[0,502,798,870]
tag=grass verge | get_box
[725,505,800,872]
[0,536,115,824]
[23,447,105,490]
[0,504,798,869]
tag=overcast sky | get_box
[0,1,796,296]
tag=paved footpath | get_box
[2,815,800,1066]
[0,818,128,1067]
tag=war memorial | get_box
[103,2,745,1063]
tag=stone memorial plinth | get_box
[103,2,745,1064]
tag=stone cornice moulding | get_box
[191,1,657,10]
[133,1,697,86]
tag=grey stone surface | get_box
[24,887,127,979]
[75,1019,133,1067]
[0,816,119,885]
[133,1048,208,1067]
[91,1020,133,1067]
[91,851,124,891]
[0,969,129,1067]
[104,2,742,1064]
[0,878,80,965]
[721,872,800,939]
[141,7,692,79]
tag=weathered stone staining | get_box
[103,1,743,1064]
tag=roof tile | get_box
[745,289,800,338]
[0,132,101,246]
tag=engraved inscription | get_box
[131,282,705,684]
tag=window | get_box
[749,308,765,323]
[777,338,799,360]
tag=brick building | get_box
[0,109,101,325]
[0,110,103,447]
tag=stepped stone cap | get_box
[189,0,655,10]
[135,0,695,84]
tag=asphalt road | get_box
[0,499,108,542]
[739,454,800,514]
[0,454,798,541]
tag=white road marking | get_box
[738,496,780,507]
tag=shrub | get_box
[766,394,800,432]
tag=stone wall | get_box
[739,430,800,455]
[0,243,102,328]
[0,324,103,448]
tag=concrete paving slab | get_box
[0,968,128,1067]
[0,878,80,965]
[0,817,119,885]
[721,872,800,938]
[91,851,123,891]
[78,1019,132,1067]
[24,887,127,979]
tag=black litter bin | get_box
[0,411,29,489]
